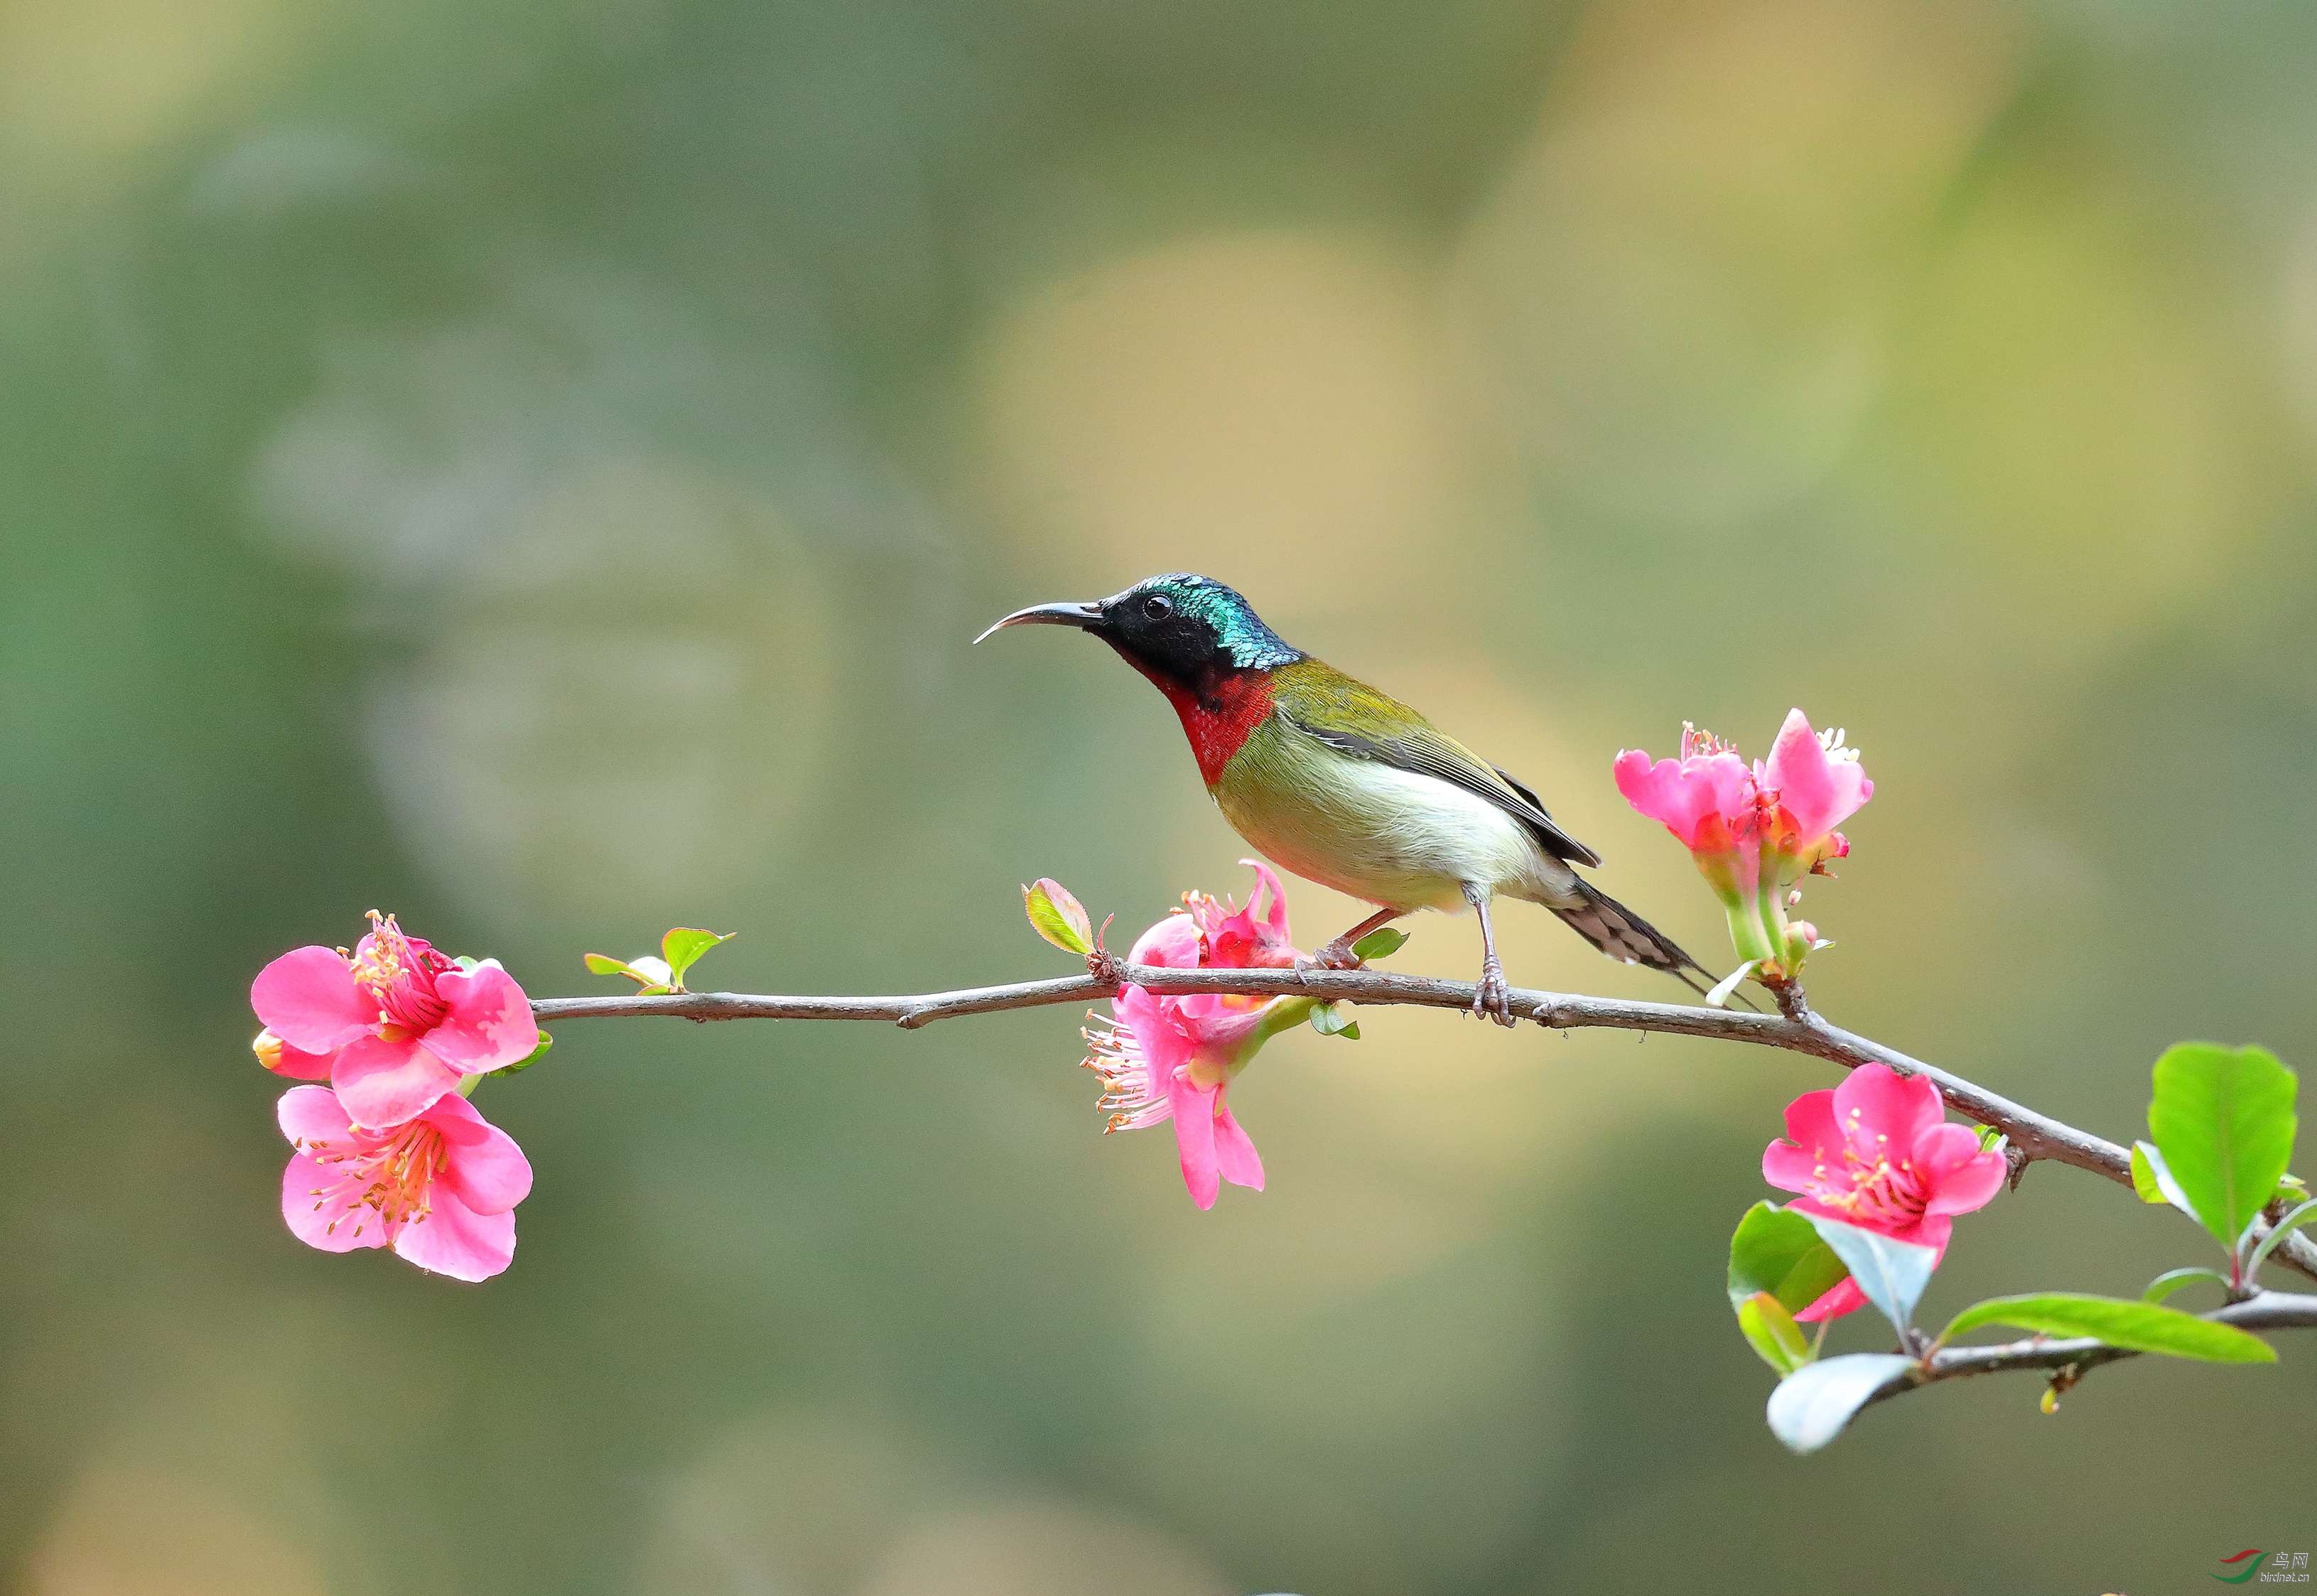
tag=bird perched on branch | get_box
[977,572,1712,1023]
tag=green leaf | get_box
[1349,927,1408,963]
[1803,1214,1940,1335]
[1738,1291,1813,1376]
[2146,1042,2298,1255]
[1726,1202,1850,1317]
[1936,1292,2276,1364]
[659,927,734,988]
[2131,1141,2195,1214]
[1309,1002,1360,1040]
[585,952,673,994]
[1765,1354,1915,1454]
[492,1030,552,1077]
[1022,879,1094,956]
[2245,1195,2317,1281]
[2140,1267,2231,1305]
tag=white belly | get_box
[1215,729,1567,913]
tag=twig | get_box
[1859,1291,2317,1411]
[529,963,2317,1285]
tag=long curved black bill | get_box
[972,600,1103,645]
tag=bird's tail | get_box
[1545,879,1720,1001]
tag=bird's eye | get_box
[1142,593,1174,621]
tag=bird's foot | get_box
[1305,937,1364,972]
[1471,956,1514,1027]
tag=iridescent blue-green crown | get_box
[1131,573,1300,669]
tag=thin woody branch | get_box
[529,963,2317,1285]
[1860,1291,2317,1411]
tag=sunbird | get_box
[977,572,1712,1023]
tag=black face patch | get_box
[1091,573,1299,686]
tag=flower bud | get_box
[250,1025,335,1080]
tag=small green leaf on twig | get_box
[2140,1266,2230,1305]
[1309,1001,1361,1040]
[583,952,673,996]
[492,1030,552,1077]
[2131,1141,2185,1207]
[1765,1354,1916,1454]
[1738,1291,1813,1376]
[1023,879,1094,956]
[1726,1202,1849,1317]
[1803,1214,1939,1337]
[2245,1195,2317,1282]
[1349,927,1408,963]
[2146,1042,2297,1258]
[1935,1291,2275,1364]
[660,927,735,989]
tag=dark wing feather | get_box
[1275,699,1604,870]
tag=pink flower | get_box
[278,1084,534,1280]
[1180,859,1299,975]
[1611,724,1756,858]
[1613,711,1871,981]
[1761,1064,2007,1320]
[250,912,539,1129]
[1081,861,1313,1209]
[1756,708,1872,868]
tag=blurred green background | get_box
[6,0,2317,1589]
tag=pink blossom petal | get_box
[332,1032,460,1129]
[1190,1003,1273,1052]
[1913,1124,2007,1217]
[1894,1214,1954,1256]
[251,946,378,1053]
[276,1084,355,1148]
[391,1190,517,1281]
[1761,1138,1823,1196]
[1115,988,1196,1081]
[1129,913,1204,970]
[1783,1196,1953,1261]
[1172,1082,1221,1210]
[1612,751,1700,841]
[1779,1193,1845,1229]
[259,1032,337,1081]
[1212,1098,1264,1192]
[1761,708,1871,846]
[1772,1087,1843,1165]
[280,1151,388,1253]
[425,961,539,1074]
[1240,858,1291,942]
[426,1095,534,1214]
[1793,1276,1867,1322]
[1613,748,1753,852]
[1832,1064,1940,1156]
